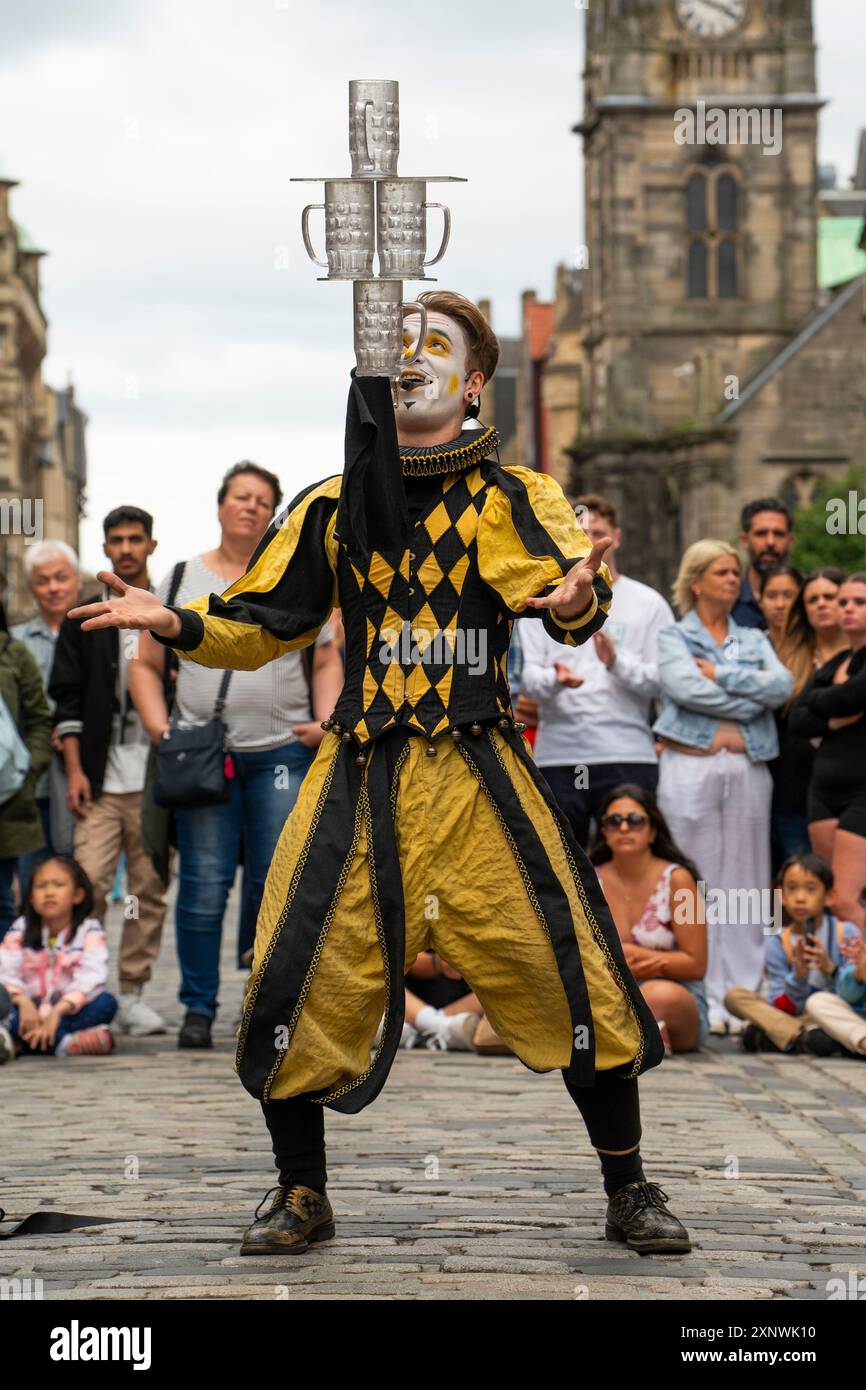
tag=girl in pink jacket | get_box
[0,856,117,1059]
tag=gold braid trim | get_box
[400,424,499,476]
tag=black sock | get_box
[597,1146,645,1198]
[261,1098,327,1195]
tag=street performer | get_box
[70,290,691,1257]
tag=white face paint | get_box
[397,311,470,437]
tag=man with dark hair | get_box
[49,507,167,1037]
[71,292,689,1259]
[734,497,795,630]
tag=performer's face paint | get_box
[397,311,473,437]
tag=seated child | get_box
[803,935,866,1056]
[0,855,117,1061]
[725,853,861,1055]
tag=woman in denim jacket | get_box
[653,540,793,1034]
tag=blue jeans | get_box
[173,739,315,1018]
[7,990,118,1055]
[0,857,16,940]
[17,797,53,897]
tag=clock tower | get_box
[568,0,832,593]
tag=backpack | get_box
[0,688,31,807]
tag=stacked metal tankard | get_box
[292,79,465,379]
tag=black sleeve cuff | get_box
[150,606,205,652]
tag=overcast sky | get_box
[0,0,860,578]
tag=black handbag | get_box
[153,668,234,809]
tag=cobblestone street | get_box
[3,888,866,1302]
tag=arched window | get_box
[685,159,741,301]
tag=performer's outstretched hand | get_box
[68,571,182,639]
[523,536,612,622]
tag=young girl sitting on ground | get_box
[0,856,117,1061]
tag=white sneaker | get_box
[116,991,167,1036]
[727,1016,745,1036]
[708,1013,729,1037]
[440,1011,481,1051]
[0,1024,16,1063]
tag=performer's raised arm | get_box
[68,474,342,671]
[476,464,613,646]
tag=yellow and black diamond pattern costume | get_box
[162,421,663,1112]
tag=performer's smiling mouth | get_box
[399,371,429,392]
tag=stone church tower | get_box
[562,0,865,596]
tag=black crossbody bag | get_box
[153,561,234,809]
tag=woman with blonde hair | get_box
[653,539,793,1034]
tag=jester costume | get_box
[158,379,664,1117]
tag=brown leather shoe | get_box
[605,1181,691,1255]
[240,1184,335,1256]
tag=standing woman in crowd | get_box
[768,566,847,867]
[653,540,792,1034]
[129,463,344,1049]
[0,603,53,937]
[789,572,866,932]
[759,564,802,652]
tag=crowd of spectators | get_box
[1,480,864,1065]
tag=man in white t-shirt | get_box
[519,493,674,847]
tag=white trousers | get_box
[804,992,866,1054]
[657,748,773,1022]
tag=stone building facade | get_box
[485,0,866,597]
[0,168,87,621]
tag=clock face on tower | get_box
[675,0,747,38]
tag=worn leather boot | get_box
[240,1183,335,1256]
[605,1181,691,1254]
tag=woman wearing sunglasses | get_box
[589,786,708,1054]
[789,573,866,931]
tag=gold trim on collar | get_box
[400,424,500,476]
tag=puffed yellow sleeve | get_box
[476,465,612,647]
[153,475,342,671]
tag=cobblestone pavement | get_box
[3,887,866,1301]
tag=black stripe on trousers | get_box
[304,731,409,1114]
[508,730,666,1083]
[235,738,369,1100]
[455,728,598,1086]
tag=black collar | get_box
[399,424,500,476]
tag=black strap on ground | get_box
[0,1206,161,1238]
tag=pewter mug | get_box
[301,180,375,279]
[353,280,428,377]
[349,79,399,177]
[376,180,451,278]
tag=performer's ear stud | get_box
[470,723,483,736]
